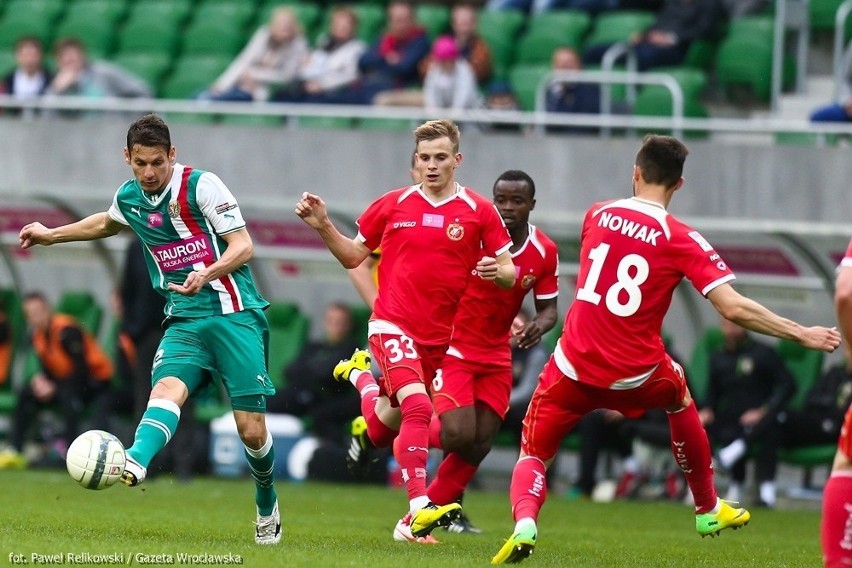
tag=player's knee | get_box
[441,425,474,453]
[237,422,267,450]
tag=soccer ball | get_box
[65,430,126,490]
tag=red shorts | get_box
[521,354,687,461]
[368,333,447,404]
[431,354,513,418]
[839,405,852,461]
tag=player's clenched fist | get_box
[19,222,53,248]
[295,192,328,228]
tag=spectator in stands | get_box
[449,4,492,86]
[583,0,724,71]
[45,38,152,103]
[375,35,481,110]
[7,292,113,466]
[500,309,550,441]
[778,341,852,448]
[338,1,430,105]
[273,6,366,104]
[698,317,796,507]
[198,6,309,102]
[545,46,600,133]
[1,36,52,116]
[267,302,361,445]
[811,44,852,123]
[483,79,524,132]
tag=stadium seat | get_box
[810,0,846,31]
[683,39,718,71]
[53,16,116,58]
[514,34,567,66]
[477,9,527,42]
[60,0,128,26]
[582,10,655,50]
[125,0,192,26]
[4,0,66,24]
[192,0,258,29]
[159,55,230,99]
[116,19,181,57]
[416,4,450,39]
[479,28,516,80]
[110,52,172,88]
[632,67,709,136]
[715,36,796,102]
[56,291,104,337]
[0,50,15,76]
[686,326,724,406]
[181,19,248,57]
[508,64,551,111]
[525,10,590,47]
[266,301,310,388]
[0,13,53,50]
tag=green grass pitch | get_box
[0,470,823,567]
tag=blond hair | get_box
[413,119,461,154]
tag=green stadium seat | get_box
[479,28,515,79]
[477,9,527,42]
[514,34,566,65]
[715,36,795,102]
[0,14,53,50]
[526,10,590,46]
[60,0,128,26]
[810,0,846,30]
[0,50,15,76]
[266,301,310,388]
[125,0,192,26]
[583,10,655,49]
[633,67,709,136]
[110,52,172,88]
[683,39,718,71]
[686,326,724,406]
[116,19,181,57]
[193,0,258,29]
[182,19,248,57]
[416,4,450,39]
[725,15,775,42]
[56,291,104,337]
[159,55,230,99]
[4,0,66,24]
[509,64,550,111]
[53,16,116,58]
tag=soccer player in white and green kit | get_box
[18,114,282,545]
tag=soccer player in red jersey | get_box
[822,243,852,568]
[296,119,515,539]
[420,170,559,531]
[491,135,841,564]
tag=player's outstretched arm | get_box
[168,228,253,296]
[707,282,840,352]
[19,212,123,248]
[295,192,371,269]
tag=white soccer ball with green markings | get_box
[66,430,126,490]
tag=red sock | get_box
[396,393,432,502]
[821,472,852,568]
[427,453,478,505]
[428,413,443,450]
[667,400,717,514]
[355,373,397,448]
[509,456,548,522]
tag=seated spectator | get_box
[46,38,151,100]
[198,6,309,102]
[7,292,114,467]
[545,46,600,133]
[482,79,524,132]
[266,302,361,445]
[273,6,366,104]
[336,1,430,105]
[811,43,852,123]
[778,341,852,448]
[1,36,53,116]
[583,0,724,71]
[449,4,492,86]
[698,317,796,507]
[375,35,481,110]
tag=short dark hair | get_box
[493,169,536,199]
[23,291,49,305]
[635,135,688,189]
[127,113,171,155]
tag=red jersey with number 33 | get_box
[450,224,559,365]
[558,197,735,388]
[357,184,512,346]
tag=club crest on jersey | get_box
[148,212,163,227]
[446,223,464,241]
[168,201,181,218]
[521,274,537,289]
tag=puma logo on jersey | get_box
[130,207,142,217]
[598,212,662,246]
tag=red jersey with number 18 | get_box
[357,184,512,346]
[450,224,559,366]
[557,197,735,389]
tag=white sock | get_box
[622,456,639,474]
[718,438,746,468]
[410,496,430,513]
[515,517,537,534]
[350,368,369,387]
[759,481,776,506]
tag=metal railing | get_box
[833,0,852,100]
[773,0,810,111]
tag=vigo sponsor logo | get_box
[528,470,545,497]
[673,440,692,473]
[151,234,213,272]
[393,220,417,229]
[598,211,662,245]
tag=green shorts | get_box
[152,309,275,403]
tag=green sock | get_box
[245,432,277,516]
[126,399,180,467]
